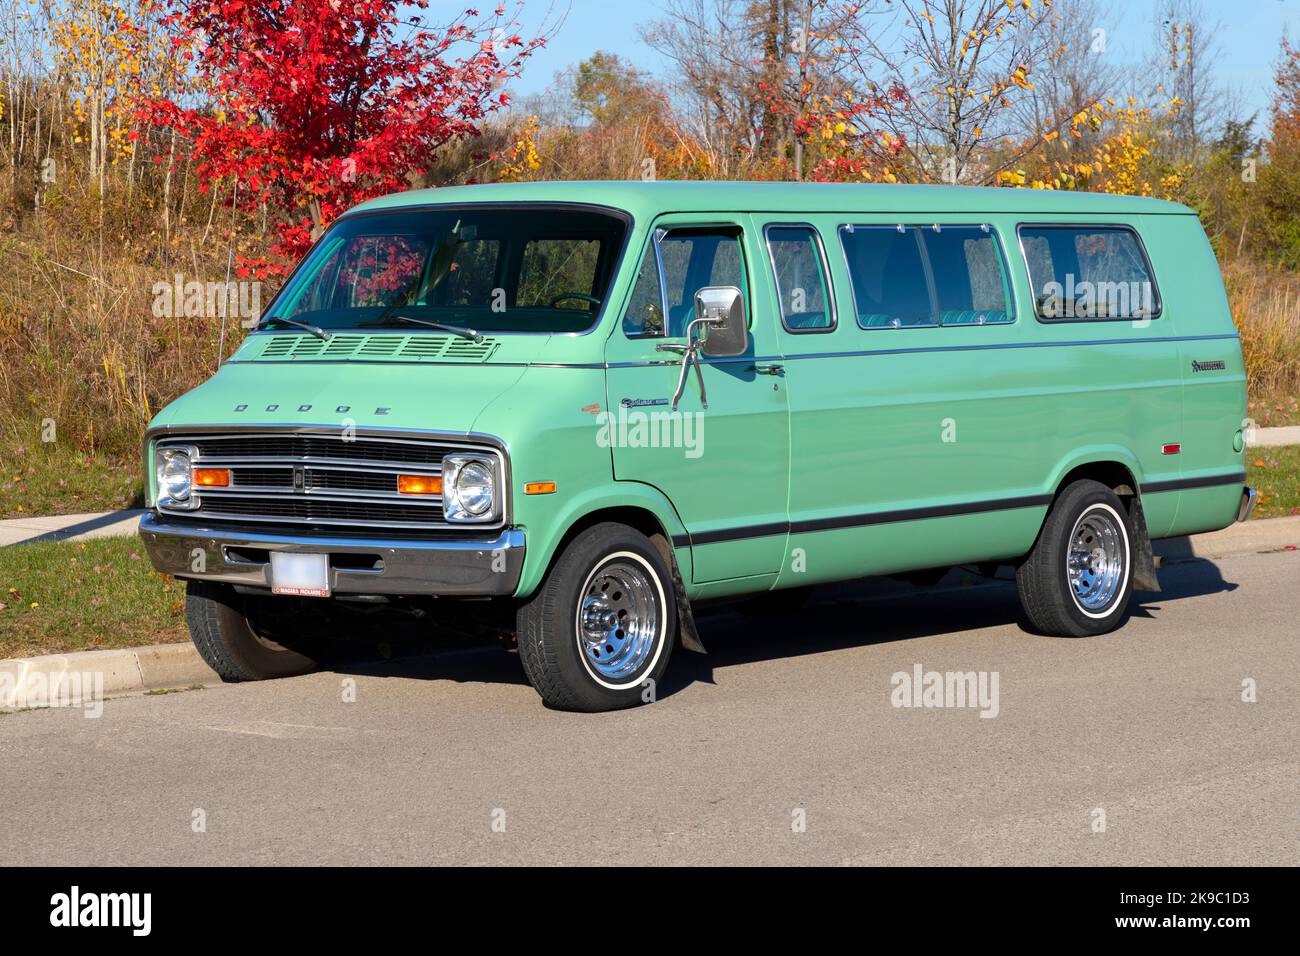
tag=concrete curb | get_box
[0,643,217,709]
[1247,425,1300,448]
[1154,515,1300,561]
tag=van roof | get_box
[350,180,1193,220]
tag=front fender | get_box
[514,480,690,597]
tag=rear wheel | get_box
[1016,480,1135,636]
[186,580,318,680]
[517,523,675,711]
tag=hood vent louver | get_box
[255,333,498,362]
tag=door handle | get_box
[750,363,785,377]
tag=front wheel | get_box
[186,580,319,680]
[517,523,676,711]
[1016,480,1136,637]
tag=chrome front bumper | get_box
[138,512,524,596]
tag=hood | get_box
[150,332,549,436]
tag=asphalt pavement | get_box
[1,549,1295,865]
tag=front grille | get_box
[232,467,295,488]
[187,434,441,465]
[199,495,443,524]
[156,431,502,531]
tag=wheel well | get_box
[1055,461,1138,504]
[545,507,676,579]
[542,506,706,654]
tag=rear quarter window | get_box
[1018,225,1160,322]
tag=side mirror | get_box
[694,286,749,357]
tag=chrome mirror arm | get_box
[656,317,718,411]
[672,344,697,411]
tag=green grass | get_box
[1246,444,1300,519]
[0,536,186,659]
[0,439,143,519]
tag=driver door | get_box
[604,219,790,584]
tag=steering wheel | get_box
[548,292,602,310]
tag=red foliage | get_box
[140,1,544,271]
[1272,37,1300,147]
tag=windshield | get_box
[261,205,629,334]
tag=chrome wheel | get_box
[576,556,661,684]
[1066,505,1127,614]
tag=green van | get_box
[139,182,1254,711]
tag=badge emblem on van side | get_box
[1191,359,1226,372]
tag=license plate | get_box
[270,552,330,598]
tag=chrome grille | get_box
[156,431,503,531]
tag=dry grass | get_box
[0,208,244,463]
[1223,262,1300,399]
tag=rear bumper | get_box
[1237,486,1258,523]
[138,512,524,596]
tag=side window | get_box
[839,226,933,328]
[1019,225,1160,321]
[924,226,1013,325]
[765,225,835,332]
[625,226,748,338]
[622,240,665,337]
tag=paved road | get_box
[2,550,1295,866]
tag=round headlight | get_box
[454,461,494,516]
[158,448,192,502]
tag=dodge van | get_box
[139,182,1254,711]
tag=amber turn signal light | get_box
[397,474,443,495]
[192,468,231,487]
[524,481,557,495]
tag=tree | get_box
[141,0,550,270]
[1007,0,1120,167]
[1261,36,1300,266]
[839,0,1064,183]
[640,0,863,179]
[1151,0,1226,165]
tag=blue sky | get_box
[499,0,1300,133]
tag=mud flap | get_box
[1129,497,1161,593]
[670,553,707,653]
[651,533,706,653]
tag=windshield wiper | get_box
[256,316,331,340]
[358,313,483,343]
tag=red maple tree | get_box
[141,0,547,273]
